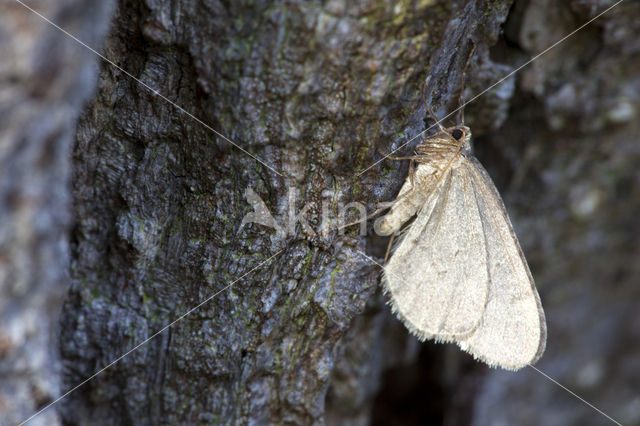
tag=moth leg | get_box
[340,187,418,230]
[340,204,393,230]
[377,201,396,209]
[377,149,420,162]
[408,159,416,188]
[342,150,426,231]
[384,233,396,263]
[378,149,422,190]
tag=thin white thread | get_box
[17,249,284,426]
[528,364,623,426]
[12,0,284,178]
[353,248,623,426]
[357,0,626,177]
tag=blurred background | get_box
[1,0,638,425]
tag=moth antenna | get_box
[422,77,446,132]
[458,43,477,126]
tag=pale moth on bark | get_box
[374,98,546,371]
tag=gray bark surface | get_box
[0,1,113,425]
[57,0,512,424]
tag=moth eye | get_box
[452,129,463,140]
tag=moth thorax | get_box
[460,136,473,157]
[451,126,472,157]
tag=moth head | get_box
[447,125,471,143]
[446,125,472,155]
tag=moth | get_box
[374,97,547,371]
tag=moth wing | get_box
[457,158,547,370]
[384,164,489,340]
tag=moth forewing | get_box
[460,158,547,369]
[378,124,546,371]
[384,165,489,338]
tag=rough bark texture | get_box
[0,1,113,425]
[57,0,512,424]
[4,0,640,425]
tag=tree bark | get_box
[56,0,513,424]
[0,1,113,425]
